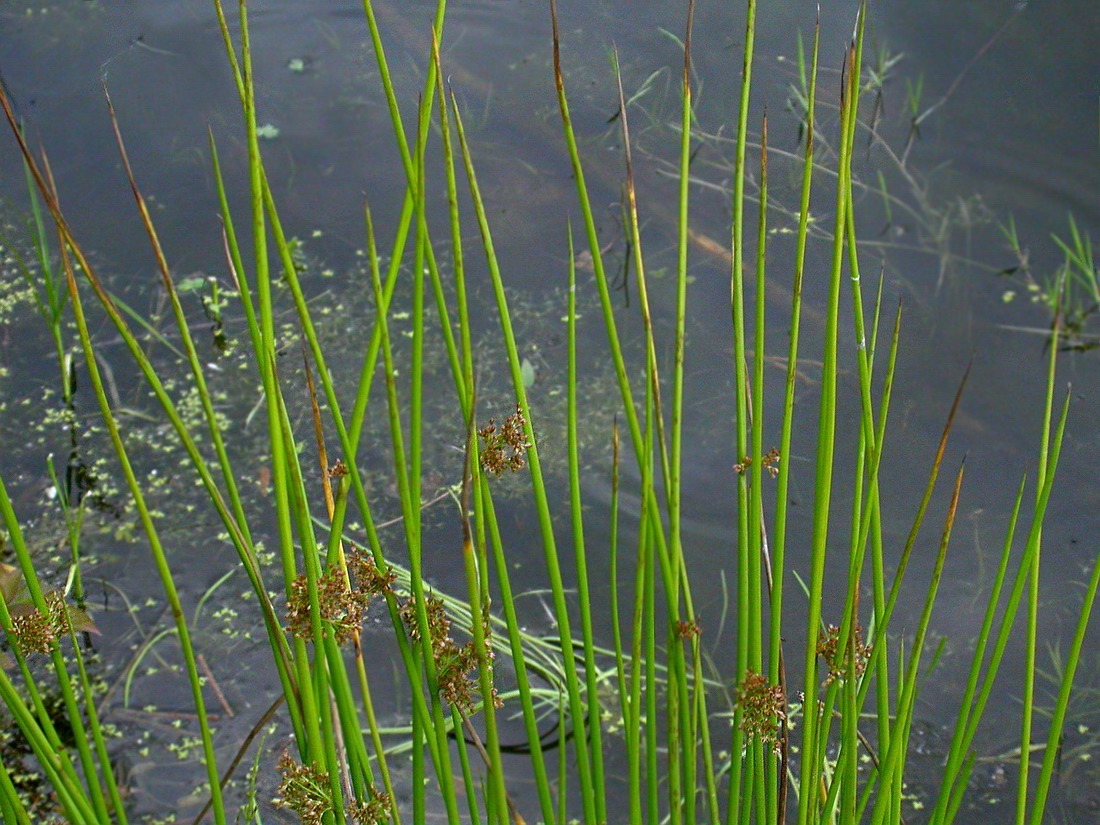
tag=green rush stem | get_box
[0,485,113,821]
[345,4,468,461]
[117,97,320,797]
[478,474,559,825]
[850,355,969,824]
[324,477,383,804]
[729,0,757,686]
[413,710,426,825]
[567,226,609,824]
[450,83,598,825]
[355,621,402,819]
[1017,268,1062,825]
[459,530,507,825]
[209,156,305,750]
[347,197,413,453]
[627,420,648,825]
[17,171,88,609]
[275,386,344,805]
[637,378,659,825]
[939,399,1070,825]
[674,3,721,815]
[812,680,843,820]
[862,301,902,728]
[0,673,91,821]
[105,90,258,610]
[361,0,446,193]
[413,89,470,822]
[749,114,768,677]
[613,60,693,824]
[737,740,757,825]
[552,18,721,825]
[231,0,446,702]
[750,111,770,825]
[558,693,569,825]
[866,307,895,795]
[836,50,893,818]
[613,53,671,507]
[644,482,659,825]
[256,148,461,814]
[431,33,475,408]
[0,755,33,825]
[628,544,647,825]
[368,220,463,825]
[62,229,228,825]
[454,706,480,825]
[407,110,464,825]
[607,418,634,820]
[269,4,473,804]
[798,38,858,825]
[549,0,688,628]
[272,172,458,803]
[0,503,97,823]
[67,617,130,823]
[724,9,758,823]
[867,463,966,825]
[432,39,509,823]
[1027,408,1097,825]
[769,18,818,825]
[7,72,306,825]
[11,82,304,765]
[929,476,1027,825]
[237,0,330,775]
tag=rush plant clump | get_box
[0,1,1095,824]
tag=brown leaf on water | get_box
[574,249,594,272]
[66,605,99,636]
[0,563,99,635]
[0,562,29,603]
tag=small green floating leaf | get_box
[255,123,280,140]
[521,357,536,389]
[177,275,206,293]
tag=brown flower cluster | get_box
[478,406,531,476]
[734,670,786,756]
[675,619,702,640]
[285,550,395,645]
[400,595,501,715]
[274,751,392,825]
[274,752,330,825]
[734,447,781,478]
[348,551,398,598]
[8,592,69,654]
[347,785,393,825]
[816,622,872,686]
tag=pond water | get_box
[0,0,1098,822]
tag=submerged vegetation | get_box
[0,1,1097,824]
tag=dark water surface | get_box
[1,0,1098,821]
